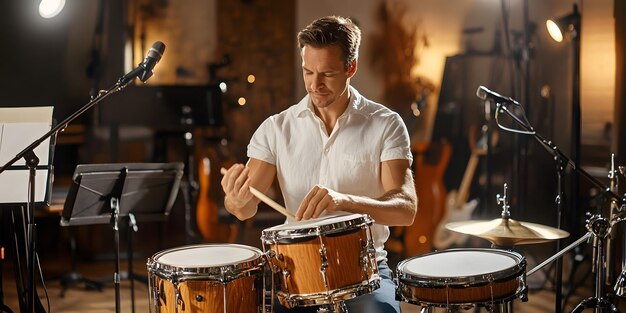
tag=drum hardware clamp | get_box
[527,213,620,312]
[612,211,626,298]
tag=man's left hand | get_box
[295,185,348,220]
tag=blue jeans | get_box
[273,261,400,313]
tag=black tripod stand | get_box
[97,212,149,313]
[57,230,103,297]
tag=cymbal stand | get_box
[613,183,626,297]
[527,214,619,312]
[571,214,619,312]
[612,165,626,297]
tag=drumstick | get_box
[220,167,295,219]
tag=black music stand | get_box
[60,162,183,313]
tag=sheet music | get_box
[0,106,54,203]
[0,123,51,166]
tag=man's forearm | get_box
[340,189,417,226]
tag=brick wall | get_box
[216,0,296,159]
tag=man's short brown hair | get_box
[297,16,361,69]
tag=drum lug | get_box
[359,238,376,278]
[174,283,185,312]
[266,249,276,259]
[394,277,403,301]
[276,252,287,270]
[266,250,283,272]
[319,246,329,270]
[221,265,236,282]
[282,268,291,279]
[359,240,366,267]
[519,273,529,302]
[271,252,291,295]
[281,268,291,295]
[319,244,330,291]
[158,280,166,306]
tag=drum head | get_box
[397,248,524,287]
[148,244,264,281]
[397,248,526,306]
[261,213,372,243]
[155,244,261,267]
[266,213,363,231]
[403,249,518,278]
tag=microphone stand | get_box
[0,70,141,313]
[494,101,624,311]
[494,103,620,201]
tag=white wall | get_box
[580,0,615,145]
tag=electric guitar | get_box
[433,131,487,250]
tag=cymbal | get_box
[445,218,570,246]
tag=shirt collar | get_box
[296,86,368,118]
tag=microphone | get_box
[139,41,166,82]
[118,41,166,85]
[476,85,520,105]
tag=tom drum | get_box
[396,248,527,308]
[147,244,265,313]
[261,213,380,308]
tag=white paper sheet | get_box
[0,106,54,203]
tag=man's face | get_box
[302,45,356,109]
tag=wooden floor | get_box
[2,222,626,312]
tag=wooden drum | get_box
[147,244,265,313]
[396,248,527,307]
[261,213,380,308]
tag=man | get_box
[221,16,417,313]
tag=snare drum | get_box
[261,213,380,308]
[396,248,526,307]
[147,244,265,313]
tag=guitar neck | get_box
[454,151,481,208]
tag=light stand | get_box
[546,5,582,312]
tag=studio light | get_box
[39,0,65,19]
[546,4,580,43]
[544,3,582,172]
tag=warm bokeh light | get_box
[546,19,564,42]
[247,74,256,84]
[238,97,247,106]
[418,235,427,244]
[39,0,66,18]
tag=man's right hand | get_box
[221,163,254,215]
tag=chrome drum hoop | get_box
[277,276,381,308]
[396,248,526,289]
[261,214,374,244]
[146,244,265,283]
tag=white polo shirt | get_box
[248,86,413,261]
